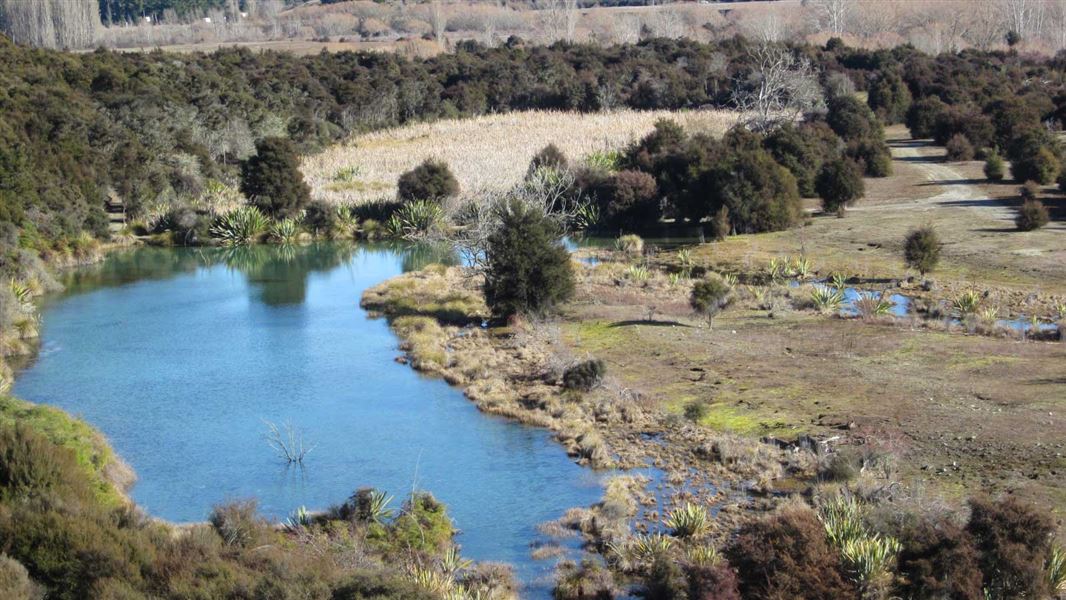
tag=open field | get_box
[302,109,743,205]
[560,262,1066,517]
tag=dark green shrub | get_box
[597,170,659,229]
[867,70,912,124]
[563,359,607,392]
[303,200,339,236]
[945,134,975,161]
[528,144,569,177]
[984,153,1005,181]
[906,97,947,139]
[691,147,802,233]
[827,96,883,142]
[1016,198,1050,231]
[932,109,995,149]
[240,137,311,218]
[1010,145,1060,184]
[726,508,855,599]
[897,519,983,600]
[483,199,574,317]
[816,158,865,216]
[903,226,941,276]
[848,138,893,177]
[764,121,841,197]
[1059,164,1066,193]
[690,274,732,327]
[966,497,1055,599]
[397,159,459,202]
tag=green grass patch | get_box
[0,395,125,507]
[565,320,632,351]
[360,266,488,325]
[325,180,391,193]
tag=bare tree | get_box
[452,169,586,271]
[732,43,824,132]
[430,0,446,45]
[998,0,1042,37]
[0,0,99,49]
[537,0,579,43]
[805,0,854,36]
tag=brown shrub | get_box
[897,518,983,600]
[686,561,741,600]
[966,497,1054,599]
[725,507,855,599]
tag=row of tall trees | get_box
[0,0,98,49]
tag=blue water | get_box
[14,243,606,597]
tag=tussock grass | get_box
[360,266,488,324]
[303,109,742,204]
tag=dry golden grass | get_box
[302,109,743,205]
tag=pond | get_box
[13,243,608,597]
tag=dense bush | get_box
[816,158,865,216]
[906,97,947,139]
[763,122,841,197]
[240,137,311,218]
[528,144,569,176]
[690,142,803,233]
[685,561,742,600]
[903,226,941,276]
[1016,198,1050,231]
[397,159,460,202]
[984,152,1005,181]
[562,359,607,391]
[483,199,574,317]
[726,508,856,599]
[1060,165,1066,193]
[389,492,454,554]
[0,422,89,504]
[966,497,1055,599]
[867,69,912,124]
[897,519,984,600]
[945,134,975,161]
[594,170,660,229]
[1010,144,1060,184]
[303,200,339,236]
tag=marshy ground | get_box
[363,120,1066,537]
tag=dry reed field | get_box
[302,109,742,205]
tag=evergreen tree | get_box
[240,137,311,218]
[483,199,574,317]
[816,158,865,216]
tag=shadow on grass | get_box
[608,319,692,328]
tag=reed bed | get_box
[302,109,743,205]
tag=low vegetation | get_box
[0,396,509,599]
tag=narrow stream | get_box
[13,243,608,597]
